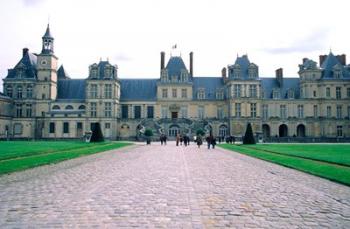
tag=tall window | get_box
[273,89,280,99]
[198,106,205,119]
[347,88,350,98]
[180,106,188,118]
[121,105,128,118]
[348,106,350,119]
[172,89,177,98]
[313,105,318,118]
[134,106,141,119]
[336,105,342,119]
[147,106,154,118]
[280,105,286,119]
[26,104,32,117]
[63,122,69,134]
[90,102,97,117]
[326,106,331,118]
[336,87,341,99]
[250,103,257,117]
[162,89,168,98]
[161,107,168,118]
[233,84,241,98]
[249,85,257,98]
[104,84,112,98]
[297,105,304,118]
[104,102,112,117]
[6,86,13,98]
[262,104,268,119]
[217,107,224,119]
[16,104,22,117]
[337,126,343,137]
[235,103,241,117]
[17,86,23,99]
[49,122,55,134]
[216,90,224,100]
[90,84,98,98]
[326,87,331,98]
[26,86,33,98]
[181,89,187,98]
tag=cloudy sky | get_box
[0,0,349,91]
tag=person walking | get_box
[176,133,180,146]
[206,135,211,149]
[164,134,167,145]
[196,135,203,148]
[212,136,216,149]
[160,134,164,145]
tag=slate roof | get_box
[320,52,350,79]
[119,79,157,101]
[57,65,70,79]
[166,56,188,78]
[0,92,11,100]
[57,79,86,100]
[6,52,37,79]
[42,24,53,39]
[193,77,225,100]
[261,78,300,99]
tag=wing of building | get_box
[1,25,350,141]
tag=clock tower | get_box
[36,24,58,101]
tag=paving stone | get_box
[0,142,349,228]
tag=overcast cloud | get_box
[1,0,349,91]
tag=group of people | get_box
[193,134,216,149]
[176,134,191,146]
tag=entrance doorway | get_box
[279,124,288,137]
[168,125,180,137]
[171,112,178,119]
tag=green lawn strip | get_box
[0,141,92,161]
[219,144,350,186]
[0,142,115,162]
[242,145,350,167]
[248,144,350,166]
[0,142,132,175]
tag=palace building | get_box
[1,25,350,141]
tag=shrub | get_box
[196,129,205,136]
[144,129,153,137]
[90,123,104,142]
[243,123,255,144]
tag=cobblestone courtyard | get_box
[0,142,349,228]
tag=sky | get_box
[1,0,349,91]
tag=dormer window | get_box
[248,64,258,78]
[180,70,188,82]
[334,70,342,79]
[233,65,241,78]
[17,67,24,78]
[161,69,168,82]
[272,89,280,99]
[197,88,205,100]
[90,68,98,79]
[104,67,112,78]
[216,89,224,100]
[287,89,294,99]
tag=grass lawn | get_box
[219,144,350,186]
[0,141,132,175]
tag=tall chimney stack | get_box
[336,54,346,65]
[22,48,29,57]
[319,55,327,66]
[276,68,283,87]
[160,52,165,70]
[189,52,193,77]
[221,67,227,78]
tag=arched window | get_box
[168,125,180,137]
[219,125,228,137]
[297,124,306,137]
[78,105,86,110]
[279,124,288,137]
[65,105,74,110]
[52,105,61,110]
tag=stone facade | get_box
[1,25,350,141]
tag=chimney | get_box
[160,51,165,70]
[221,67,227,78]
[189,52,193,77]
[276,68,283,87]
[22,48,29,57]
[336,54,346,65]
[319,55,327,66]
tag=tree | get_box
[144,128,153,144]
[90,123,104,142]
[243,123,256,144]
[196,129,205,136]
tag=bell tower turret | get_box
[41,24,54,54]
